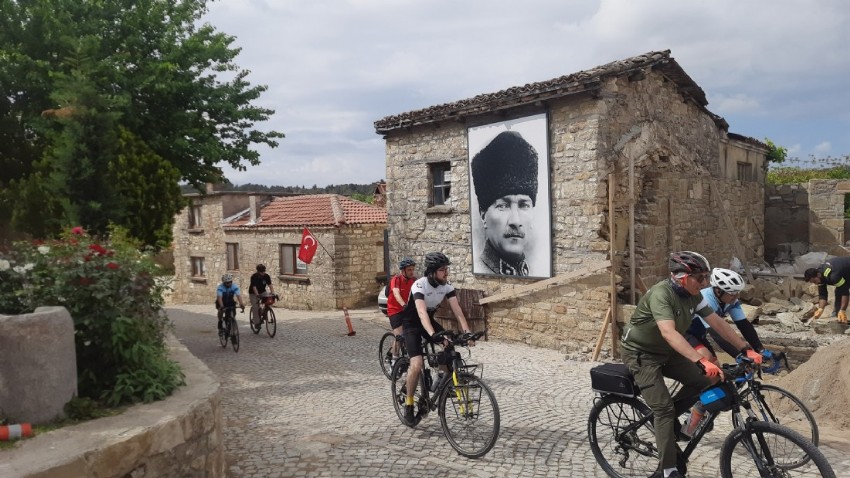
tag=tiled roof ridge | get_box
[374,49,722,133]
[330,195,346,226]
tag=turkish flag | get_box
[298,227,318,264]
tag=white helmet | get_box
[710,268,745,293]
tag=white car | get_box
[378,286,388,316]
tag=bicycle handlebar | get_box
[431,330,484,346]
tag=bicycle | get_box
[378,331,407,379]
[668,350,818,459]
[219,306,243,353]
[735,352,819,457]
[249,292,278,338]
[587,358,835,478]
[390,330,500,458]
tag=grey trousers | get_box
[621,347,712,470]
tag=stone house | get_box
[374,50,768,354]
[171,191,387,310]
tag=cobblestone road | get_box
[168,305,850,477]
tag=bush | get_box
[0,226,184,406]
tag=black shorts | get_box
[684,332,716,357]
[389,312,404,329]
[403,317,444,358]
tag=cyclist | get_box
[621,251,763,478]
[685,268,775,364]
[249,264,275,325]
[386,257,417,368]
[400,252,475,426]
[216,273,245,336]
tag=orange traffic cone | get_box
[343,307,356,336]
[0,423,33,441]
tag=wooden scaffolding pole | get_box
[609,173,620,358]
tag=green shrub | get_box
[0,226,184,406]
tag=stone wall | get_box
[171,196,384,310]
[808,179,850,251]
[634,174,765,285]
[764,183,810,263]
[383,68,766,355]
[1,335,224,477]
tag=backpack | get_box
[384,275,393,298]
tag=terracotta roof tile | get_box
[226,194,387,228]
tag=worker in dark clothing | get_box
[804,256,850,323]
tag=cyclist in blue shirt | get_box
[216,273,245,336]
[684,268,773,363]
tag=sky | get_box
[203,0,850,187]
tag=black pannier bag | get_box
[590,363,638,397]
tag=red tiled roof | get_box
[226,194,387,228]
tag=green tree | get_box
[0,0,283,246]
[764,137,788,165]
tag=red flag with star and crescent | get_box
[298,227,318,264]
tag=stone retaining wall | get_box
[0,335,224,478]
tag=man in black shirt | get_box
[804,256,850,323]
[249,264,275,325]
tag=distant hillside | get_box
[180,182,380,197]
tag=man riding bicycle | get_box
[249,264,275,325]
[217,273,245,335]
[620,251,762,478]
[685,267,775,364]
[387,257,417,368]
[400,252,475,426]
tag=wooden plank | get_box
[478,260,611,305]
[591,307,612,361]
[609,172,620,359]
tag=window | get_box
[190,256,205,277]
[429,162,451,206]
[737,162,753,182]
[280,244,308,275]
[188,204,203,229]
[226,243,239,270]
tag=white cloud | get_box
[814,141,832,154]
[202,0,850,186]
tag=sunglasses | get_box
[689,273,709,284]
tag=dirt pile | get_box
[771,337,850,430]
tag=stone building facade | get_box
[374,50,767,354]
[765,180,850,263]
[171,192,387,310]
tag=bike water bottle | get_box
[683,401,706,438]
[424,369,433,391]
[431,372,444,392]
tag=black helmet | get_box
[668,251,710,274]
[424,252,451,274]
[256,264,266,272]
[398,257,416,270]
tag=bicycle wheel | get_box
[379,332,396,379]
[740,384,819,450]
[588,395,657,478]
[265,308,277,338]
[720,421,835,478]
[230,317,240,352]
[438,373,500,458]
[249,307,261,334]
[390,357,424,427]
[219,314,229,348]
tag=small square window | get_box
[430,162,451,206]
[737,162,753,182]
[279,244,308,275]
[226,243,239,270]
[190,256,205,277]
